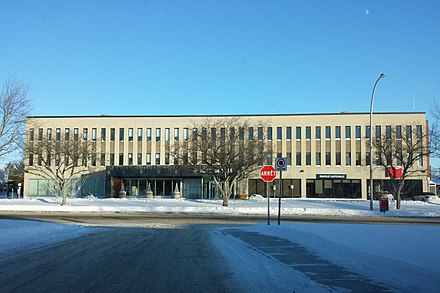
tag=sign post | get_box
[275,158,288,225]
[260,165,276,225]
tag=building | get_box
[24,112,430,199]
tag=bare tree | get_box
[372,124,430,209]
[178,118,267,206]
[0,77,31,160]
[25,131,97,205]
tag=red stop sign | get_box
[260,165,277,182]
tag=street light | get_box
[369,73,385,211]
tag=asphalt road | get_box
[1,211,440,226]
[0,225,244,293]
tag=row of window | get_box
[29,124,424,143]
[29,149,424,168]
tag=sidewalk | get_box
[226,229,395,293]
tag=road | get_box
[0,225,244,293]
[1,211,440,226]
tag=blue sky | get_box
[0,1,439,118]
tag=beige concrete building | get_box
[24,112,430,199]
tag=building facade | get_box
[24,112,430,199]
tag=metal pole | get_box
[369,73,385,211]
[267,182,270,225]
[278,171,282,225]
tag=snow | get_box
[1,196,440,292]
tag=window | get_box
[416,125,422,139]
[406,125,412,140]
[28,153,34,166]
[354,126,361,139]
[47,128,52,141]
[396,125,402,139]
[92,128,97,141]
[36,128,42,141]
[335,126,341,139]
[248,127,254,140]
[137,128,142,141]
[74,128,79,141]
[110,128,115,141]
[336,152,341,166]
[119,128,124,141]
[296,152,301,166]
[56,128,61,141]
[267,127,272,141]
[306,126,311,140]
[239,127,244,141]
[183,128,189,141]
[316,126,321,140]
[366,126,371,139]
[277,127,282,140]
[345,126,351,139]
[101,128,106,141]
[287,152,292,166]
[356,152,361,166]
[193,128,198,140]
[229,127,235,141]
[29,128,34,141]
[346,152,351,166]
[366,152,370,166]
[296,126,301,140]
[155,153,160,165]
[128,128,133,141]
[147,128,152,141]
[156,128,161,141]
[286,127,292,140]
[419,152,424,167]
[306,152,311,166]
[83,128,88,141]
[220,128,226,141]
[128,153,133,165]
[165,128,170,141]
[174,153,179,165]
[101,154,106,166]
[375,125,381,140]
[137,153,142,165]
[267,153,273,165]
[65,128,70,140]
[316,152,321,166]
[258,127,263,140]
[325,126,331,139]
[118,153,124,165]
[165,153,170,165]
[92,153,97,167]
[146,153,151,165]
[211,128,216,141]
[326,152,331,165]
[110,153,115,166]
[386,125,391,139]
[174,128,179,141]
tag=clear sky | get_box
[0,1,439,119]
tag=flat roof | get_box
[27,111,426,119]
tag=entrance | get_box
[117,178,181,197]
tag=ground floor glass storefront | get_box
[306,179,362,198]
[117,178,182,197]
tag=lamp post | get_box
[369,73,385,210]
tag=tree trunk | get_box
[61,187,68,206]
[222,181,230,207]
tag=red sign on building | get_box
[387,166,403,179]
[260,165,277,182]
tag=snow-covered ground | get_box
[1,196,440,292]
[1,195,440,217]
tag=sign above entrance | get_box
[260,165,276,182]
[316,174,347,180]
